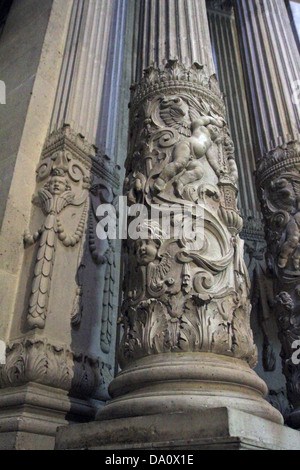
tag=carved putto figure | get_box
[267,176,300,270]
[154,116,225,196]
[24,153,89,330]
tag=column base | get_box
[0,383,100,450]
[287,407,300,430]
[55,407,300,450]
[97,353,283,425]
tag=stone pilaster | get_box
[0,0,125,449]
[95,0,281,431]
[234,0,300,428]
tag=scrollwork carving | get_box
[120,60,257,369]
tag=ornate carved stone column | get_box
[95,0,281,426]
[234,0,300,429]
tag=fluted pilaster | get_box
[235,0,300,428]
[50,0,113,146]
[50,0,127,159]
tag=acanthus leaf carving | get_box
[0,338,112,401]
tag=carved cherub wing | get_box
[56,191,75,213]
[159,97,191,136]
[155,253,172,281]
[38,188,53,214]
[147,253,172,297]
[189,106,201,123]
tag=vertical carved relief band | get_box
[97,59,282,425]
[257,142,300,428]
[24,151,90,330]
[17,125,120,401]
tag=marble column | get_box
[234,0,300,429]
[96,0,281,427]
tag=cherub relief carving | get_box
[154,116,225,197]
[128,222,173,302]
[266,175,300,270]
[24,153,89,330]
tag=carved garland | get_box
[24,151,90,330]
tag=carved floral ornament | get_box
[120,61,257,369]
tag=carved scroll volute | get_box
[24,151,90,330]
[119,61,257,369]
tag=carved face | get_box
[271,178,295,207]
[135,239,159,266]
[207,125,219,142]
[49,176,69,195]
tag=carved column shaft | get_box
[97,0,282,426]
[234,0,300,428]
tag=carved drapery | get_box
[234,0,300,428]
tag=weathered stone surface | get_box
[56,407,300,450]
[0,383,96,450]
